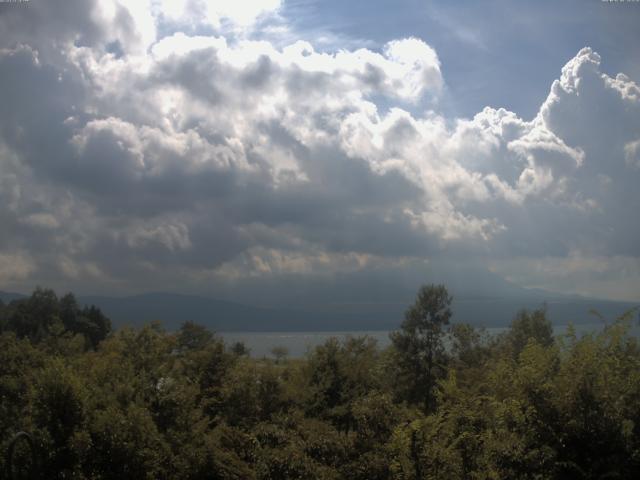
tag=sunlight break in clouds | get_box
[0,1,639,301]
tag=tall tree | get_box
[7,287,60,342]
[506,307,553,357]
[177,321,213,352]
[390,284,452,412]
[60,293,111,348]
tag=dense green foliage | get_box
[0,288,111,350]
[1,285,639,479]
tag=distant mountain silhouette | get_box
[2,289,637,332]
[80,292,637,331]
[0,290,26,303]
[78,292,331,331]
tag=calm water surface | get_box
[220,323,638,358]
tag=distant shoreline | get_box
[219,322,639,358]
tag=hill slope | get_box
[3,290,637,332]
[80,292,637,331]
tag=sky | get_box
[0,0,639,306]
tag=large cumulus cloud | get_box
[0,1,639,300]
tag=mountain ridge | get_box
[2,289,637,332]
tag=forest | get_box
[0,285,639,479]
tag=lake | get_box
[220,322,638,358]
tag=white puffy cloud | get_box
[0,2,639,300]
[155,0,282,29]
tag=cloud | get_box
[21,214,61,230]
[489,252,640,302]
[625,139,640,169]
[0,2,639,300]
[0,253,35,284]
[155,0,282,29]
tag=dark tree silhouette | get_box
[390,284,452,412]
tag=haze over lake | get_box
[222,323,640,358]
